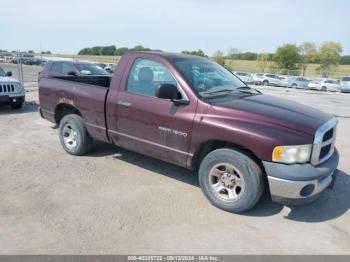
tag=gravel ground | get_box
[0,67,350,254]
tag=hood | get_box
[210,94,332,135]
[0,77,20,83]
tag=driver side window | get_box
[126,58,177,98]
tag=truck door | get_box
[107,57,197,168]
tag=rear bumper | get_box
[262,149,339,205]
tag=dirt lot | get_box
[1,65,350,254]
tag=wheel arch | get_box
[191,139,265,173]
[54,103,83,125]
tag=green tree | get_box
[226,48,241,59]
[181,49,207,57]
[318,41,343,77]
[115,47,129,56]
[298,42,317,76]
[273,44,301,70]
[212,50,225,66]
[100,45,116,55]
[78,48,91,55]
[340,55,350,65]
[238,52,258,60]
[257,53,271,72]
[131,45,151,52]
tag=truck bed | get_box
[39,75,110,142]
[51,75,111,88]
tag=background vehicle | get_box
[286,77,310,89]
[308,78,322,90]
[340,76,350,93]
[0,67,25,109]
[105,63,117,74]
[233,71,253,84]
[24,58,44,66]
[319,79,341,92]
[39,51,338,213]
[278,75,290,87]
[95,63,106,69]
[39,60,109,80]
[253,73,281,86]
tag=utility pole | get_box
[40,43,43,60]
[16,50,24,85]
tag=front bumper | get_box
[263,149,339,205]
[0,95,25,104]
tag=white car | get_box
[278,75,291,87]
[233,71,253,84]
[340,76,350,93]
[253,73,281,86]
[0,67,25,109]
[319,79,341,92]
[280,76,309,89]
[104,63,117,74]
[308,78,322,90]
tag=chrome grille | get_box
[0,84,15,93]
[311,117,337,165]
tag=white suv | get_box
[319,79,341,92]
[0,67,25,109]
[233,71,253,84]
[340,76,350,93]
[253,73,281,86]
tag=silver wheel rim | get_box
[62,124,79,150]
[208,163,246,202]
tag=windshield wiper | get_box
[202,89,237,96]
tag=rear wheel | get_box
[292,83,297,88]
[198,148,264,213]
[321,86,327,91]
[59,114,93,155]
[263,80,269,86]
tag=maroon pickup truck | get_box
[39,52,339,213]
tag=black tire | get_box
[321,86,327,91]
[10,102,23,109]
[292,83,297,88]
[263,80,269,86]
[58,114,93,155]
[198,148,264,213]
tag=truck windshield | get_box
[0,68,6,77]
[173,58,256,98]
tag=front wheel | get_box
[321,86,327,91]
[198,148,264,213]
[59,114,93,155]
[263,80,269,86]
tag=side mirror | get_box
[67,71,78,76]
[7,71,12,76]
[156,84,189,106]
[156,84,179,100]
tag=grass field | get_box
[44,54,350,78]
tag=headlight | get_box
[14,83,22,92]
[272,144,312,164]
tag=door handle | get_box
[118,100,132,108]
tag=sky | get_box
[1,0,349,55]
